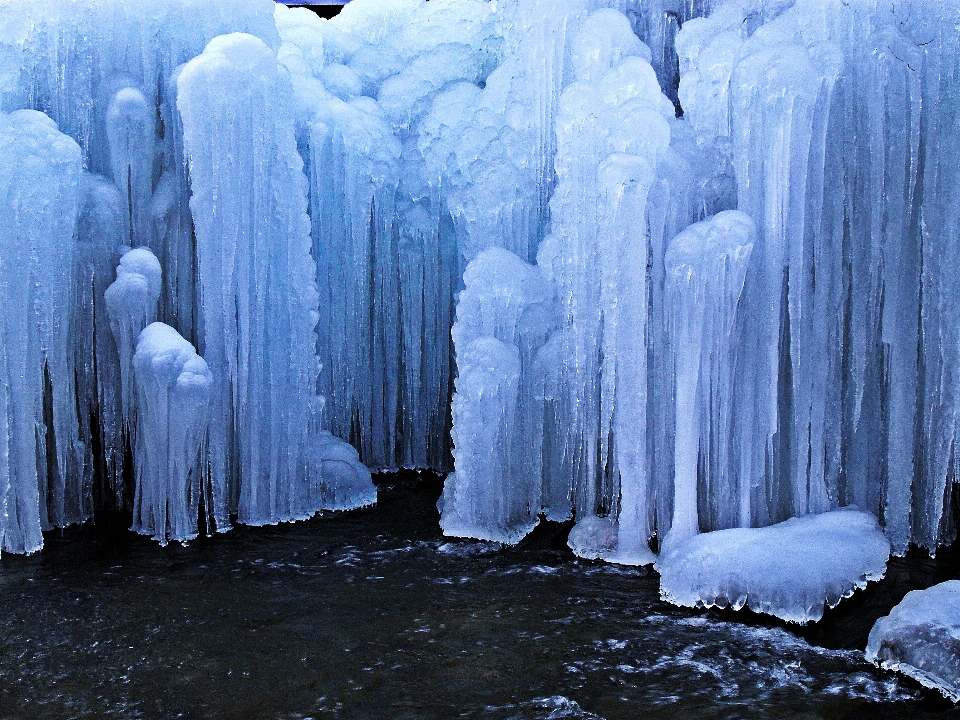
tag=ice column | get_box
[0,110,82,553]
[594,154,657,564]
[132,323,212,545]
[177,33,321,527]
[664,210,754,546]
[442,247,556,543]
[537,9,673,559]
[444,337,521,542]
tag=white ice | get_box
[658,509,890,623]
[105,247,162,429]
[132,322,212,545]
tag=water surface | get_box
[1,475,956,719]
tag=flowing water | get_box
[1,474,956,720]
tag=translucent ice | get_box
[177,33,321,528]
[866,580,960,703]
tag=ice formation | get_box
[441,247,555,544]
[305,429,378,512]
[105,247,163,429]
[658,509,891,623]
[177,32,325,528]
[0,110,82,554]
[0,0,373,552]
[132,323,212,545]
[866,580,960,702]
[1,0,960,589]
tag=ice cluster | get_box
[1,0,960,633]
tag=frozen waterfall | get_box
[0,0,959,613]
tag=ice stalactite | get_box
[0,110,83,554]
[307,100,401,470]
[105,247,162,435]
[73,176,125,510]
[132,322,212,545]
[278,0,499,472]
[663,211,753,545]
[177,32,322,528]
[726,8,841,528]
[441,248,556,543]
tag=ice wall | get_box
[73,176,126,511]
[0,0,375,553]
[2,0,960,564]
[675,0,960,553]
[435,0,960,560]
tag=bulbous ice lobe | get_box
[132,322,212,545]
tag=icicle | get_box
[663,210,754,546]
[73,175,125,509]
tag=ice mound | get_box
[305,431,377,512]
[658,509,890,623]
[866,580,960,702]
[567,516,619,561]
